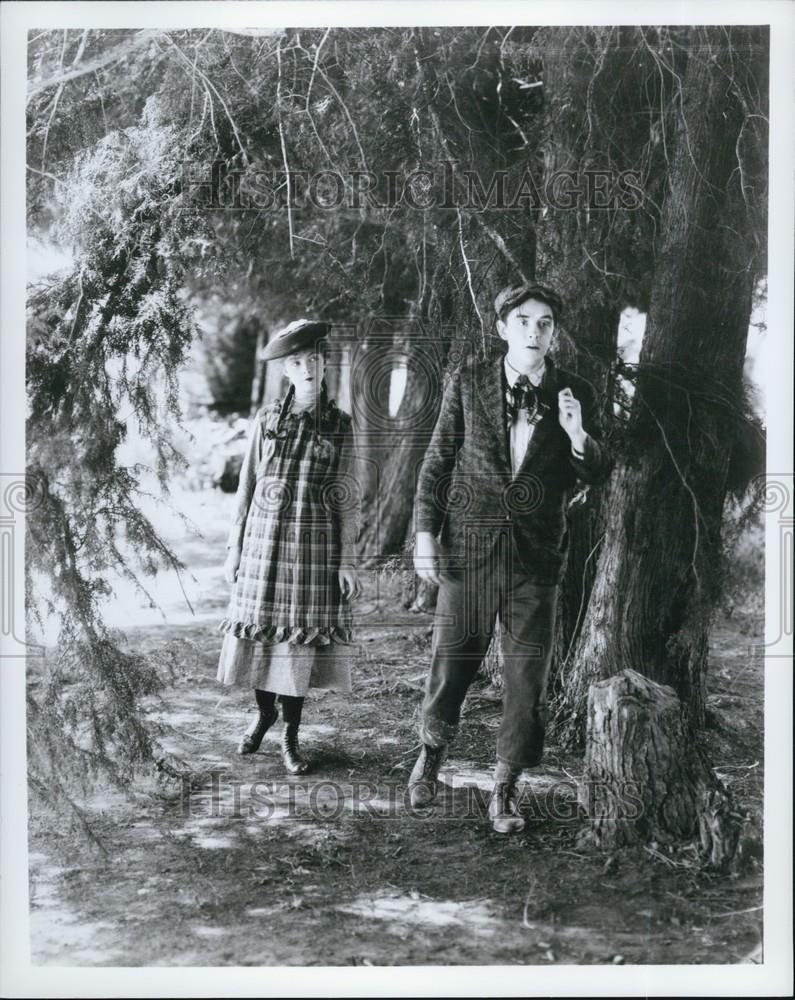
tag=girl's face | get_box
[283,348,325,393]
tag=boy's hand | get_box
[558,387,587,452]
[415,531,444,587]
[224,546,242,584]
[339,568,362,602]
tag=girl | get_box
[217,319,361,773]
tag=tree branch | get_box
[27,29,160,101]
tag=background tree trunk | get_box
[356,261,459,565]
[350,333,391,541]
[357,338,447,560]
[249,324,268,415]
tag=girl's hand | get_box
[224,546,242,584]
[339,567,361,602]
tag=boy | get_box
[411,283,612,833]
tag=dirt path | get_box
[28,487,764,966]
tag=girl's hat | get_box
[261,319,330,361]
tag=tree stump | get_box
[578,669,743,869]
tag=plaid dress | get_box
[216,386,359,694]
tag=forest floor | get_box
[27,485,764,967]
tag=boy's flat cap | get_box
[494,282,563,320]
[261,319,330,361]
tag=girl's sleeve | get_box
[337,417,360,568]
[226,413,263,551]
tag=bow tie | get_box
[506,374,539,420]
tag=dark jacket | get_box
[414,352,612,584]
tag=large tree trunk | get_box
[559,29,768,758]
[532,28,625,684]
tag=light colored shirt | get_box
[504,358,586,476]
[504,358,542,476]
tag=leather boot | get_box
[487,776,525,834]
[408,744,447,808]
[281,723,310,775]
[237,704,279,755]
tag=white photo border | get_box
[2,1,792,996]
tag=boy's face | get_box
[283,347,325,390]
[497,297,555,367]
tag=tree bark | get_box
[355,256,459,564]
[532,28,624,683]
[559,28,768,752]
[351,332,394,557]
[358,336,447,560]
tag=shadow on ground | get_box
[28,485,764,966]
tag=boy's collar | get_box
[503,354,546,388]
[500,353,558,393]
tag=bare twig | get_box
[457,209,486,351]
[162,33,250,167]
[305,27,330,111]
[276,39,295,259]
[712,904,763,918]
[311,60,368,170]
